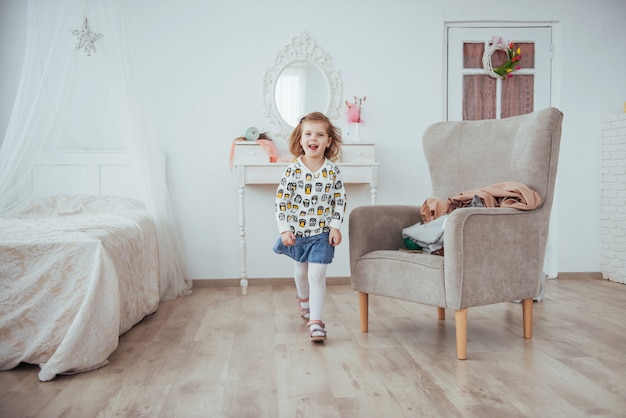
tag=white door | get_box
[446,25,558,280]
[447,26,552,121]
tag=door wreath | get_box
[482,36,522,79]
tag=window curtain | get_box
[0,0,192,300]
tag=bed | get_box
[0,151,161,381]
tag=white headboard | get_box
[30,151,159,200]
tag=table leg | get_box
[238,185,248,295]
[370,165,378,205]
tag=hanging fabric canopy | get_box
[0,0,192,300]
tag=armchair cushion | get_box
[354,250,445,306]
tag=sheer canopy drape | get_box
[0,0,191,300]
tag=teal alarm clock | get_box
[245,127,260,141]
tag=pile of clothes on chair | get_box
[402,181,541,256]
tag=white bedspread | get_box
[0,195,160,381]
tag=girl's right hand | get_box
[281,231,296,246]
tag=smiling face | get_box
[300,121,332,161]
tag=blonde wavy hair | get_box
[288,112,343,162]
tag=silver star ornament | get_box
[70,17,103,56]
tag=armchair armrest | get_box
[348,205,422,274]
[443,207,549,309]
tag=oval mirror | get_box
[263,32,341,138]
[274,61,330,127]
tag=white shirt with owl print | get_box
[275,157,347,238]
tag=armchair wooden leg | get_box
[522,298,533,339]
[359,291,369,333]
[437,307,445,320]
[455,309,467,360]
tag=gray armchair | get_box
[349,107,563,359]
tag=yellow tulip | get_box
[516,47,521,54]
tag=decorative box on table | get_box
[232,142,270,165]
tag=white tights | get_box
[294,261,327,321]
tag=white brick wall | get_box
[601,114,626,284]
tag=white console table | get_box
[232,142,379,295]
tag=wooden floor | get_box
[1,275,625,417]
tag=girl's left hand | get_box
[329,228,342,247]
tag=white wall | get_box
[1,0,625,281]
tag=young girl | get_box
[273,112,346,342]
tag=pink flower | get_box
[345,96,366,123]
[346,101,361,123]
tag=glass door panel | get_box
[447,27,551,121]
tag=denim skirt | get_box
[272,232,335,264]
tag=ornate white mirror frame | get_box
[263,32,342,138]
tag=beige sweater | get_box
[420,181,542,223]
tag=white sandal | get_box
[307,320,327,342]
